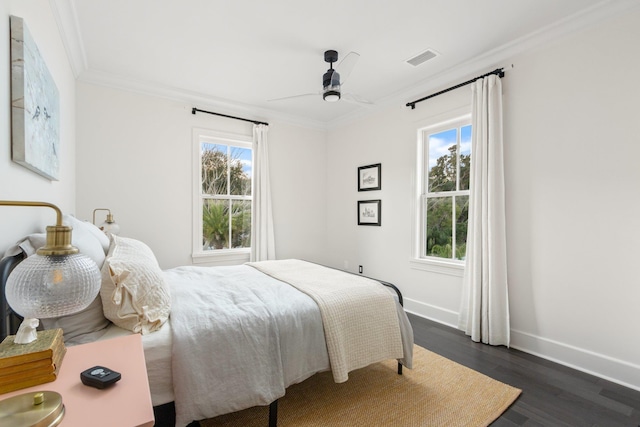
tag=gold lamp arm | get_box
[92,208,119,235]
[0,200,63,226]
[0,200,77,256]
[92,208,112,225]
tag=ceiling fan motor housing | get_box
[323,49,341,92]
[323,69,340,88]
[322,68,341,101]
[324,50,338,63]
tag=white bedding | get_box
[248,259,405,383]
[94,262,413,427]
[98,319,174,406]
[5,229,412,425]
[167,264,330,426]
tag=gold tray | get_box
[0,391,64,427]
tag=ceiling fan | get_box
[268,50,372,105]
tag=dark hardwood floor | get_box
[409,313,640,427]
[156,313,640,426]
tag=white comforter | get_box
[248,259,405,383]
[166,265,329,426]
[166,263,413,427]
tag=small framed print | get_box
[358,200,381,226]
[358,163,381,191]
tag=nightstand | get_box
[1,333,154,427]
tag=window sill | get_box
[192,249,250,266]
[409,258,464,277]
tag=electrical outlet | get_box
[358,265,363,274]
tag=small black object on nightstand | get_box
[80,366,121,389]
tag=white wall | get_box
[75,83,328,269]
[4,0,636,397]
[0,1,77,255]
[325,10,640,390]
[326,99,469,322]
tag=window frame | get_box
[411,109,471,276]
[192,128,253,265]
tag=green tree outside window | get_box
[201,143,252,251]
[424,124,471,260]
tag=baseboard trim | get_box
[510,329,640,393]
[404,301,640,392]
[403,298,459,329]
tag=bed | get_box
[0,217,414,427]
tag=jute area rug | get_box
[201,345,521,426]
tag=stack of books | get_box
[0,328,66,394]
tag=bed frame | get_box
[0,251,405,427]
[0,252,24,342]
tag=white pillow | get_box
[63,214,110,259]
[41,296,110,345]
[100,235,171,334]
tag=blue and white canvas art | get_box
[10,15,60,181]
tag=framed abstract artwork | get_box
[357,163,381,191]
[358,200,381,226]
[10,15,60,180]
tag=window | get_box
[193,129,252,263]
[415,115,471,267]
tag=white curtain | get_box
[458,75,510,346]
[251,124,276,261]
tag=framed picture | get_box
[358,163,381,191]
[10,16,60,180]
[358,200,381,226]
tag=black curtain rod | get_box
[191,107,269,126]
[406,68,505,110]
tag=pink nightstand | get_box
[1,334,154,427]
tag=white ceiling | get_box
[53,0,634,127]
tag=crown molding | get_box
[327,0,640,130]
[49,0,87,78]
[50,0,326,130]
[52,0,639,131]
[77,68,328,131]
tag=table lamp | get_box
[0,200,102,344]
[92,208,120,235]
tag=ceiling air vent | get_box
[406,49,438,67]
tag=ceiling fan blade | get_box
[334,51,360,86]
[267,92,320,102]
[342,92,374,106]
[270,50,363,104]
